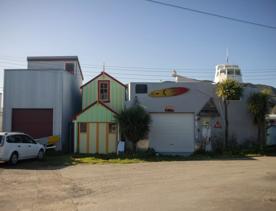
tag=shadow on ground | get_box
[0,153,74,170]
[0,150,264,170]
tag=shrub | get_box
[211,134,225,154]
[115,105,151,152]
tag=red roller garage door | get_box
[12,109,53,138]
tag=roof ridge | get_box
[81,71,127,89]
[73,100,118,120]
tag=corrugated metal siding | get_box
[82,74,125,113]
[3,70,63,146]
[76,103,116,122]
[4,69,82,151]
[62,71,82,151]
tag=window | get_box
[98,80,110,102]
[21,135,35,144]
[65,63,75,74]
[135,84,148,94]
[235,69,241,75]
[109,123,117,133]
[80,123,87,133]
[0,135,3,146]
[220,69,226,74]
[227,69,234,75]
[7,135,22,143]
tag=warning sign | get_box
[214,120,222,128]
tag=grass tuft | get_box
[43,150,263,166]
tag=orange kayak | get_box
[149,87,189,97]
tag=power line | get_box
[145,0,276,30]
[1,61,276,74]
[82,71,276,80]
[0,58,276,80]
[0,56,275,85]
[1,64,276,77]
[1,57,276,72]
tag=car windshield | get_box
[0,135,3,146]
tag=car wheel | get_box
[9,152,18,165]
[38,149,44,160]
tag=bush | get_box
[240,138,261,153]
[227,134,240,153]
[115,105,151,152]
[211,134,224,154]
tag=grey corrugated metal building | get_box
[128,81,258,154]
[3,56,83,151]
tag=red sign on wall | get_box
[214,120,222,128]
[164,105,175,112]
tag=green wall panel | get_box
[76,103,116,123]
[82,74,125,113]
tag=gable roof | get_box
[27,56,84,80]
[198,98,220,116]
[74,100,118,120]
[81,71,127,89]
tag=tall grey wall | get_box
[62,71,82,151]
[28,60,83,86]
[3,69,64,149]
[227,87,258,143]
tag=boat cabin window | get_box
[220,69,226,74]
[135,84,148,94]
[227,69,234,75]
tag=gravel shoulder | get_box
[0,157,276,211]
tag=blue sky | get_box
[0,0,276,90]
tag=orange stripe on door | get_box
[86,123,90,153]
[77,123,80,153]
[105,123,109,153]
[96,123,99,153]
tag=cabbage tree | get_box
[115,105,151,152]
[247,91,269,147]
[216,79,243,148]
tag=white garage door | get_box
[149,113,194,153]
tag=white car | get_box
[0,132,45,165]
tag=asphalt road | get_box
[0,157,276,211]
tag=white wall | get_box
[128,81,258,143]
